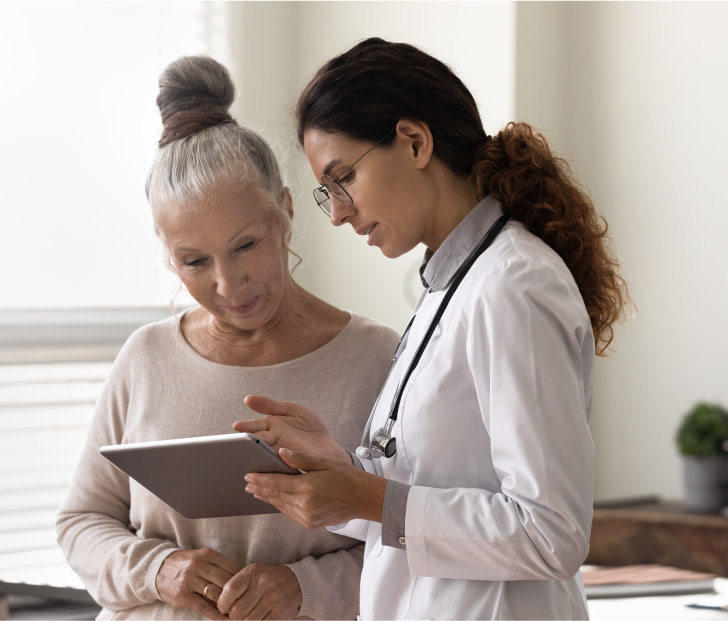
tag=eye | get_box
[336,170,355,186]
[183,257,206,268]
[235,241,255,252]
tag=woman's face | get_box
[303,127,437,258]
[154,184,293,333]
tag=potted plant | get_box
[675,401,728,511]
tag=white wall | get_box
[0,2,215,309]
[516,1,728,502]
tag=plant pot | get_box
[681,455,728,511]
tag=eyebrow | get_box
[173,223,260,254]
[322,158,345,178]
[226,225,252,245]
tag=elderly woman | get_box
[56,55,399,621]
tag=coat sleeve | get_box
[404,254,595,581]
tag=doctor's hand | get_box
[244,449,387,529]
[235,395,349,461]
[156,548,241,620]
[217,563,302,620]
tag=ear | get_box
[281,187,294,244]
[282,187,294,220]
[395,119,434,169]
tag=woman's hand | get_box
[235,395,349,461]
[156,548,241,620]
[244,449,387,529]
[217,564,302,620]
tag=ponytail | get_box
[473,122,632,355]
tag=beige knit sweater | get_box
[56,311,398,620]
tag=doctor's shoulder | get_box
[467,223,587,315]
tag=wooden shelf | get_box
[587,499,728,575]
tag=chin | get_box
[379,242,415,260]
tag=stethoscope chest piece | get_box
[370,425,397,458]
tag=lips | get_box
[223,296,259,314]
[356,223,377,242]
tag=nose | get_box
[215,260,243,299]
[328,197,355,227]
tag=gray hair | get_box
[145,56,290,236]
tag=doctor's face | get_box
[303,128,433,258]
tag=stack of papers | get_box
[582,564,718,599]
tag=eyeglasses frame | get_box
[312,130,394,217]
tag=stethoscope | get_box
[356,212,510,460]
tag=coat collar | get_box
[420,195,505,292]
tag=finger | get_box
[249,449,320,480]
[198,563,239,603]
[198,599,229,621]
[243,466,323,523]
[191,547,242,577]
[244,395,295,417]
[212,553,244,577]
[244,450,329,497]
[243,472,296,508]
[281,447,331,470]
[217,569,252,615]
[196,586,229,621]
[201,581,221,603]
[232,418,268,434]
[223,564,301,621]
[231,595,268,621]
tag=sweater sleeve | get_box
[286,544,364,620]
[56,341,180,611]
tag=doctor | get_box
[238,38,631,620]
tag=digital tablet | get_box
[100,433,300,519]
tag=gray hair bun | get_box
[157,56,235,147]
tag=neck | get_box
[425,167,480,251]
[182,282,349,366]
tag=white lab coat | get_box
[334,199,595,620]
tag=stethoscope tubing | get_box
[357,212,510,459]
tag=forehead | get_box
[303,129,368,178]
[154,185,271,236]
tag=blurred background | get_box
[1,0,727,550]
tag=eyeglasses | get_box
[313,130,393,217]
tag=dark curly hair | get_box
[296,38,631,355]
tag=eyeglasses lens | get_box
[313,186,331,216]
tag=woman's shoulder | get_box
[337,312,399,356]
[303,291,399,353]
[344,312,400,346]
[115,312,180,360]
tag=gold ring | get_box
[203,583,211,599]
